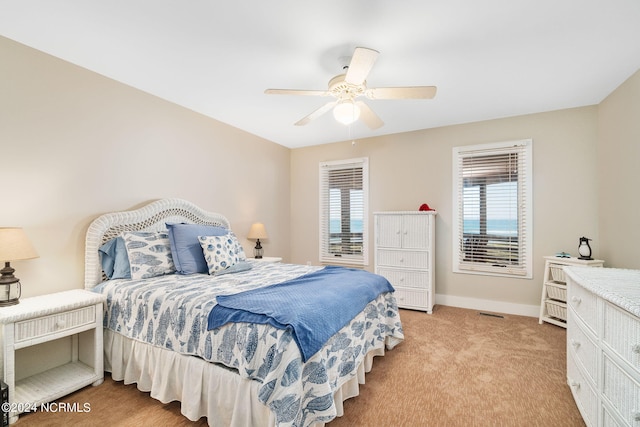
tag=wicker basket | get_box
[549,265,566,283]
[546,283,567,302]
[545,300,567,321]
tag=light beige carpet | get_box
[329,305,584,426]
[15,305,584,426]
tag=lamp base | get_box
[0,266,21,306]
[254,239,263,259]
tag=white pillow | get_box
[122,231,176,280]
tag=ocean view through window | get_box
[453,140,532,278]
[330,219,364,233]
[320,158,369,266]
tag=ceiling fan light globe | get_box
[333,100,360,125]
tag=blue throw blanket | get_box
[207,265,394,362]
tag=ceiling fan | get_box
[265,47,437,129]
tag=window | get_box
[319,157,369,266]
[452,140,532,278]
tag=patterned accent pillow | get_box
[198,234,242,274]
[214,260,252,276]
[122,231,176,280]
[229,231,247,262]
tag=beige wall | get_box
[1,36,291,297]
[597,69,640,269]
[291,107,600,315]
[3,34,637,315]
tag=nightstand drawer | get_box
[14,306,96,343]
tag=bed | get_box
[84,198,404,426]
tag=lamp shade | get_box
[247,223,268,240]
[0,228,38,261]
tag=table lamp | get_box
[0,227,39,306]
[247,223,268,259]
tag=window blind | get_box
[453,140,532,278]
[319,158,369,266]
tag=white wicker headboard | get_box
[84,198,230,290]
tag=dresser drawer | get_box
[376,249,429,269]
[377,267,429,290]
[567,279,598,334]
[602,353,640,425]
[568,352,599,427]
[14,306,97,344]
[603,302,640,372]
[393,287,428,310]
[568,308,599,386]
[601,404,627,427]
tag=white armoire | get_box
[374,211,436,313]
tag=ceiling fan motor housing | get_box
[328,74,365,100]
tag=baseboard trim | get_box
[434,294,540,318]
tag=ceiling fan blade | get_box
[344,47,379,86]
[355,101,384,129]
[265,88,331,97]
[365,86,437,100]
[294,101,338,126]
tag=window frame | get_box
[452,139,533,278]
[319,157,369,266]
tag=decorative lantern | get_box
[578,236,593,260]
[0,228,39,306]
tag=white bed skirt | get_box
[104,329,394,426]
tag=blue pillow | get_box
[99,237,131,279]
[166,223,229,274]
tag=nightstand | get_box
[538,255,604,328]
[253,257,282,263]
[0,289,106,424]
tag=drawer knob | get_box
[571,296,582,304]
[632,344,640,354]
[399,258,404,263]
[569,380,580,390]
[570,339,581,349]
[55,319,66,329]
[633,412,640,422]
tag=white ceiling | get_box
[1,1,640,148]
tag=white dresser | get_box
[374,211,436,313]
[565,266,640,427]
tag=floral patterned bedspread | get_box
[94,260,404,426]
